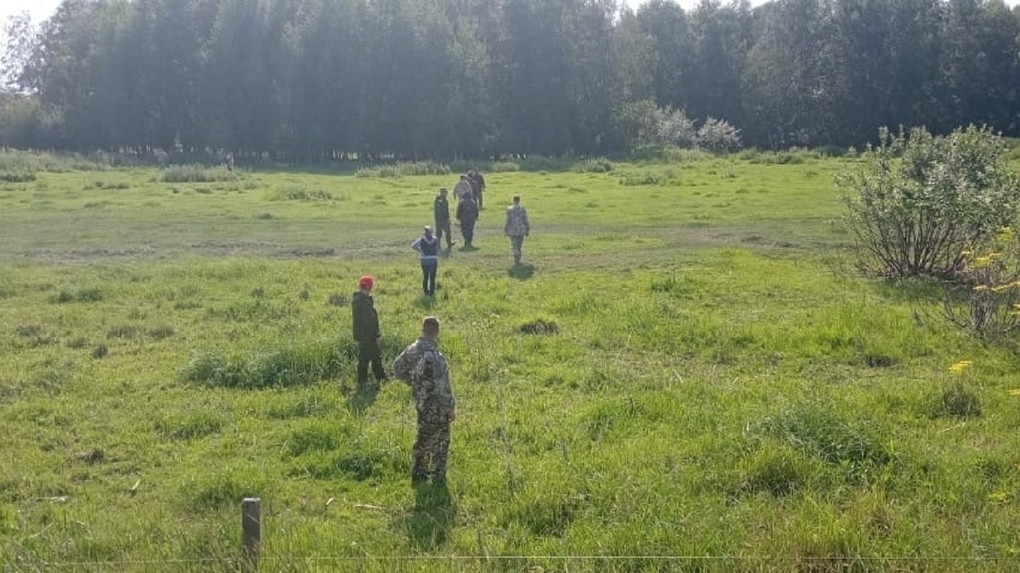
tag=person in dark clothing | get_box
[456,195,479,248]
[351,275,387,386]
[433,188,455,249]
[468,168,486,210]
[411,226,441,296]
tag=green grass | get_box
[0,154,1018,571]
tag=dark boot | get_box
[513,254,521,266]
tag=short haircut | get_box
[422,316,440,334]
[512,194,521,202]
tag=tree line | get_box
[1,0,1018,160]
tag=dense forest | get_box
[1,0,1019,159]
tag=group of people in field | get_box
[412,169,530,296]
[349,167,532,488]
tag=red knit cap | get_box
[358,276,374,289]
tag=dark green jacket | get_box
[351,291,380,343]
[434,196,450,222]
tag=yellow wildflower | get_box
[948,360,973,375]
[1009,389,1020,396]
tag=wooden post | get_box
[241,497,261,572]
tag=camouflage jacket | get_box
[392,337,455,415]
[503,204,530,236]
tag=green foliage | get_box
[938,381,982,418]
[761,406,892,481]
[572,157,615,173]
[3,158,1020,569]
[942,228,1020,342]
[0,170,36,182]
[837,126,1020,278]
[519,155,572,172]
[355,162,451,178]
[697,117,742,152]
[739,441,817,496]
[488,161,520,173]
[51,287,104,303]
[162,164,238,183]
[268,187,334,201]
[618,169,674,186]
[180,339,356,389]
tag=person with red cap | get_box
[351,275,387,386]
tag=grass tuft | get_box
[519,319,559,335]
[162,164,238,183]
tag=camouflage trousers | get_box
[412,407,451,480]
[508,235,525,256]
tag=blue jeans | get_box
[421,259,438,295]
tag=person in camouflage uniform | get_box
[456,193,479,248]
[453,174,474,203]
[503,194,530,266]
[393,316,456,484]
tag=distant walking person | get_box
[503,194,530,265]
[351,276,387,386]
[468,168,486,210]
[433,188,455,249]
[393,316,456,484]
[412,226,441,296]
[454,174,473,203]
[456,194,480,248]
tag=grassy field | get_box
[1,151,1019,572]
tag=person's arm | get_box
[411,237,423,254]
[523,208,530,235]
[503,211,511,236]
[392,347,415,383]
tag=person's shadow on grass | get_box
[346,380,379,415]
[402,480,455,549]
[458,244,479,253]
[508,262,534,280]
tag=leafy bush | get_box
[613,100,697,149]
[162,164,238,183]
[0,170,36,182]
[697,117,742,152]
[0,149,117,173]
[836,126,1020,278]
[489,161,520,173]
[941,228,1020,342]
[519,155,571,172]
[572,157,614,173]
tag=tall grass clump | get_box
[519,155,572,172]
[572,157,614,173]
[760,405,892,482]
[0,148,116,172]
[162,164,238,183]
[488,161,520,172]
[354,161,449,178]
[180,339,357,388]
